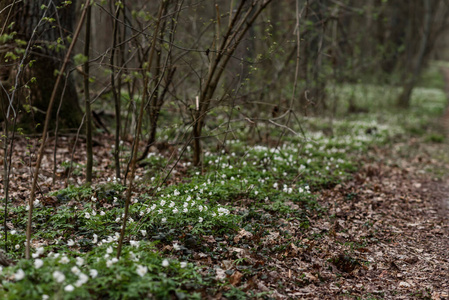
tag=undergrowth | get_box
[0,79,446,299]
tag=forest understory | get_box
[1,109,449,299]
[3,1,449,299]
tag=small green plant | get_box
[0,242,204,299]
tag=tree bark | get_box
[397,0,431,108]
[0,0,82,131]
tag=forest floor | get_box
[269,140,449,299]
[1,76,449,299]
[2,121,449,300]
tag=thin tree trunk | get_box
[84,1,93,183]
[111,3,121,180]
[193,0,273,166]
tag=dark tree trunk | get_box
[299,0,327,114]
[0,0,82,131]
[397,0,431,108]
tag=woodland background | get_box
[0,0,448,299]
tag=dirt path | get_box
[440,66,449,215]
[290,71,449,299]
[286,144,449,299]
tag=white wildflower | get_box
[162,259,169,267]
[76,257,84,266]
[34,259,44,269]
[53,270,66,283]
[89,269,98,278]
[64,284,74,292]
[136,265,148,277]
[32,246,44,258]
[15,269,25,281]
[71,266,81,275]
[59,256,70,264]
[130,240,140,247]
[106,259,116,268]
[75,273,88,287]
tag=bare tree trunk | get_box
[84,1,93,183]
[111,3,122,179]
[0,0,82,130]
[397,0,431,108]
[193,0,273,166]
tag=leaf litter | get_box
[0,132,448,299]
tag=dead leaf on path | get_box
[222,260,234,270]
[229,247,251,260]
[433,291,449,300]
[193,252,208,259]
[203,235,216,243]
[241,275,257,291]
[304,272,318,282]
[234,228,253,243]
[229,270,243,286]
[257,281,270,292]
[263,231,280,245]
[215,267,226,281]
[287,242,300,256]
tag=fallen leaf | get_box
[215,268,226,281]
[229,271,243,286]
[234,228,253,243]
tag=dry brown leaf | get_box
[229,271,243,286]
[233,228,253,243]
